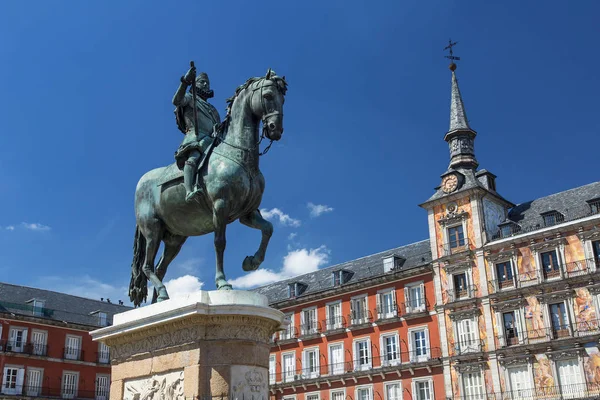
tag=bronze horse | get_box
[129,69,287,307]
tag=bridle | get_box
[217,78,282,156]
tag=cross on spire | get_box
[444,39,461,70]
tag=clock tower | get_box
[419,46,515,399]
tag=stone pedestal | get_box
[90,291,284,400]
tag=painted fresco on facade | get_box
[517,247,537,283]
[478,308,487,351]
[482,198,505,240]
[585,346,600,387]
[433,197,473,257]
[524,297,545,340]
[440,266,449,302]
[574,287,598,330]
[564,234,587,274]
[484,366,494,394]
[445,311,456,355]
[472,261,480,294]
[533,354,555,393]
[451,367,460,397]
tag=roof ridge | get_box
[513,181,600,208]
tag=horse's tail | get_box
[128,226,148,307]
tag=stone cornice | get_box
[546,348,583,361]
[449,308,481,320]
[453,360,486,373]
[530,236,567,252]
[578,226,600,242]
[485,248,517,264]
[443,259,472,274]
[438,210,469,227]
[498,355,533,367]
[536,290,574,304]
[491,298,527,312]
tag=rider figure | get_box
[173,66,221,202]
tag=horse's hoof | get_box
[243,256,260,272]
[217,281,233,290]
[157,288,170,302]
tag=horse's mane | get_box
[225,74,288,116]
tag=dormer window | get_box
[588,198,600,215]
[541,211,564,227]
[98,312,107,327]
[383,256,404,273]
[288,282,305,298]
[27,299,45,317]
[332,270,343,286]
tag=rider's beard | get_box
[198,87,214,100]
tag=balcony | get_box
[321,316,346,336]
[299,321,321,340]
[485,382,600,400]
[276,326,298,344]
[64,347,84,361]
[1,386,108,400]
[453,338,485,356]
[269,347,442,386]
[445,285,478,304]
[375,304,401,324]
[0,340,48,356]
[497,321,600,349]
[401,298,429,319]
[96,350,110,364]
[441,238,471,258]
[347,310,373,330]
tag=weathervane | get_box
[444,39,460,71]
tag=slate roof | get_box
[503,181,600,232]
[0,282,131,328]
[254,239,432,305]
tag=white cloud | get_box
[172,258,203,274]
[260,208,301,227]
[21,222,51,231]
[163,275,203,299]
[288,232,297,240]
[35,275,128,304]
[5,226,14,231]
[307,203,334,218]
[229,246,330,289]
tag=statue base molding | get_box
[90,291,284,400]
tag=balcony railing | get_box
[375,303,400,320]
[442,238,470,257]
[491,205,600,241]
[277,326,298,341]
[0,340,48,356]
[0,386,107,400]
[63,347,84,361]
[348,310,373,327]
[497,320,600,348]
[269,347,442,384]
[322,316,346,332]
[482,382,600,400]
[454,338,485,355]
[445,284,478,303]
[300,321,321,337]
[401,298,428,315]
[96,351,110,364]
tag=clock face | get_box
[441,174,459,193]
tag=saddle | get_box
[158,136,219,187]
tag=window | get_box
[541,250,560,279]
[326,302,342,330]
[288,283,297,298]
[269,355,276,383]
[65,335,82,360]
[448,225,465,248]
[62,371,78,399]
[96,375,110,400]
[384,256,400,272]
[329,343,344,375]
[501,224,513,238]
[557,359,585,398]
[549,302,570,338]
[589,199,600,215]
[351,296,368,324]
[502,311,519,346]
[332,270,343,286]
[508,366,533,398]
[98,342,110,364]
[2,367,24,395]
[301,307,318,335]
[30,300,44,317]
[8,327,28,353]
[306,393,319,400]
[496,261,514,289]
[381,334,400,366]
[331,390,345,400]
[593,241,600,262]
[405,282,425,313]
[409,328,429,362]
[462,371,485,400]
[453,272,470,299]
[31,330,47,356]
[301,348,319,378]
[98,312,108,327]
[377,289,397,319]
[281,313,295,340]
[456,318,479,354]
[356,386,373,400]
[26,368,42,397]
[412,379,433,400]
[542,211,564,227]
[354,339,371,370]
[385,382,402,400]
[282,353,295,382]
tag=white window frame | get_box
[446,221,467,251]
[30,329,47,356]
[301,346,320,379]
[305,391,320,400]
[353,337,372,371]
[407,326,430,363]
[450,269,474,300]
[384,380,403,400]
[492,258,517,290]
[455,317,480,354]
[282,351,296,383]
[61,371,79,399]
[328,341,345,375]
[300,307,318,335]
[461,369,485,400]
[325,301,342,330]
[64,335,82,360]
[355,384,373,400]
[411,378,434,400]
[495,309,526,347]
[269,355,276,383]
[281,312,295,340]
[538,248,564,281]
[25,367,43,397]
[98,342,110,364]
[556,358,586,398]
[350,294,369,325]
[330,388,346,400]
[405,281,426,313]
[7,326,28,353]
[376,287,397,319]
[2,365,24,395]
[383,256,397,273]
[380,331,400,366]
[95,374,110,400]
[545,299,574,339]
[505,363,534,398]
[31,299,45,317]
[97,312,108,327]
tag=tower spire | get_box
[443,40,478,170]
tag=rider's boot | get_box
[183,159,202,203]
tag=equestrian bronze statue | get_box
[129,64,287,307]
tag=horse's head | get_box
[251,68,287,141]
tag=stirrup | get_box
[185,188,202,203]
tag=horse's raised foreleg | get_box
[239,209,273,272]
[213,198,232,290]
[140,218,169,302]
[151,233,187,303]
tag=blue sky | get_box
[0,1,598,304]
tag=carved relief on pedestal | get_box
[230,366,268,400]
[124,370,184,400]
